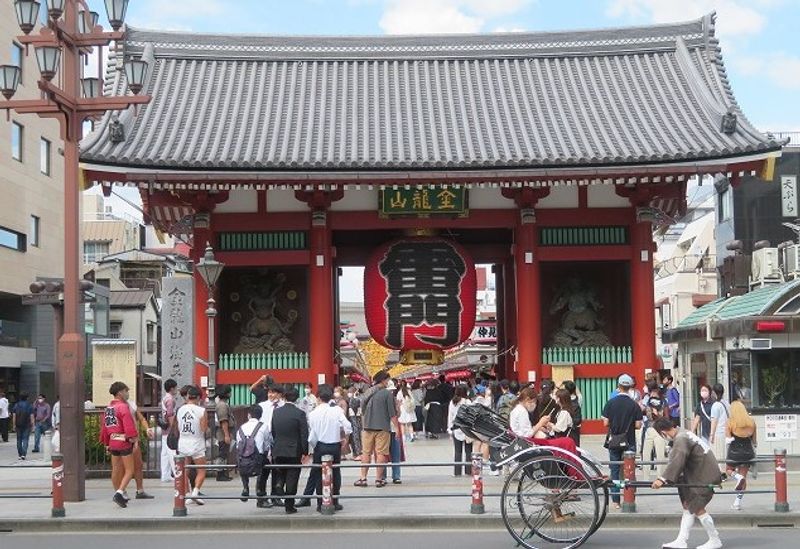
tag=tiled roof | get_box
[81,14,783,172]
[675,280,800,328]
[110,289,155,308]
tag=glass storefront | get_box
[728,350,800,411]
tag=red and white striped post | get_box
[622,451,637,513]
[173,456,187,517]
[774,448,790,512]
[51,454,65,518]
[320,455,335,515]
[470,452,485,514]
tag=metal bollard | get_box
[320,455,335,515]
[774,448,790,512]
[470,452,485,514]
[622,451,637,513]
[51,454,65,518]
[173,456,187,517]
[43,429,53,462]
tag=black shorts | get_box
[110,447,133,457]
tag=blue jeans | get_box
[608,447,624,504]
[16,427,30,457]
[390,433,401,481]
[33,422,48,451]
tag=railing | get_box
[542,346,632,365]
[0,319,33,348]
[540,226,628,246]
[772,131,800,147]
[84,408,162,477]
[218,352,310,371]
[656,254,716,278]
[228,383,308,406]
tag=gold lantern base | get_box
[400,349,444,366]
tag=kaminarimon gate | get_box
[80,15,782,433]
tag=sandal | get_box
[375,479,387,488]
[353,478,368,487]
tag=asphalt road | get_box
[2,529,797,549]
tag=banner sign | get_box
[379,188,468,216]
[364,237,476,351]
[781,176,797,218]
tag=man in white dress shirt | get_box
[300,384,351,511]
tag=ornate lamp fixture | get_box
[14,0,41,34]
[104,0,130,31]
[0,65,22,100]
[196,245,225,289]
[123,58,148,94]
[48,0,66,20]
[35,46,61,81]
[81,77,102,98]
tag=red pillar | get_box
[630,220,656,383]
[493,263,506,379]
[514,217,542,385]
[504,257,517,379]
[192,228,211,390]
[309,212,335,390]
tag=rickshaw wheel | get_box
[500,455,600,549]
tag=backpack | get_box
[236,422,264,477]
[497,394,514,421]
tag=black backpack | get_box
[236,422,264,476]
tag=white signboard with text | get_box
[781,176,797,218]
[764,414,798,441]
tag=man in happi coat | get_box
[651,417,724,549]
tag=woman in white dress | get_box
[176,386,209,504]
[397,381,417,442]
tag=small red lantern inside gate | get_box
[364,237,477,361]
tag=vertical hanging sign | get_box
[162,278,194,390]
[781,176,797,218]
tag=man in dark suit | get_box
[270,387,309,514]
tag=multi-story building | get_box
[654,184,718,372]
[664,134,800,454]
[0,4,65,402]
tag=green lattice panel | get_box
[218,231,308,251]
[576,378,617,419]
[539,226,628,246]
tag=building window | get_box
[11,122,23,161]
[751,350,800,410]
[12,42,23,83]
[109,321,122,339]
[718,187,733,222]
[83,240,110,263]
[0,225,26,251]
[40,138,51,175]
[146,323,156,354]
[29,215,39,247]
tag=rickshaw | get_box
[454,404,610,549]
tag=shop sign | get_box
[764,414,798,441]
[379,188,468,216]
[781,176,797,218]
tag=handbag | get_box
[166,419,179,451]
[604,432,630,451]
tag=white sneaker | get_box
[489,468,501,476]
[661,540,688,549]
[732,498,742,510]
[696,537,722,549]
[190,487,204,506]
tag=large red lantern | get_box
[364,237,477,353]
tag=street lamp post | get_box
[0,0,150,501]
[195,245,225,401]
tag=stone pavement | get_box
[0,433,798,530]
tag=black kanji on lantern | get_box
[379,240,466,347]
